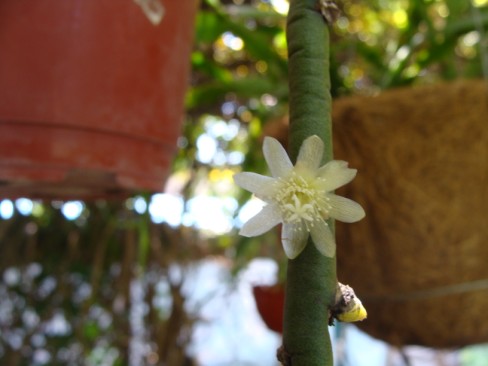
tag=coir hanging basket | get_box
[0,0,197,199]
[333,80,488,348]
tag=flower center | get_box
[273,171,330,227]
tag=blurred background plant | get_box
[1,0,487,364]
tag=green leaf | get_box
[186,77,287,110]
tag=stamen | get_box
[273,168,329,230]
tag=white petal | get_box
[233,172,276,198]
[263,136,293,178]
[310,219,336,258]
[239,204,282,237]
[327,194,366,223]
[281,222,309,259]
[318,160,357,191]
[296,135,324,171]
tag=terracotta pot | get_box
[253,284,285,334]
[0,0,197,199]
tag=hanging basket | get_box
[0,0,197,199]
[333,79,488,348]
[264,79,488,348]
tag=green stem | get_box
[282,0,336,365]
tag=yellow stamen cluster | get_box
[273,171,331,229]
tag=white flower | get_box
[234,135,365,259]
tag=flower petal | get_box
[296,135,324,171]
[233,172,276,199]
[310,219,336,258]
[263,136,293,178]
[281,222,309,259]
[239,204,282,237]
[327,194,365,223]
[318,160,357,191]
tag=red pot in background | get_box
[0,0,197,199]
[253,284,285,334]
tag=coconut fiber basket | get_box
[333,80,488,348]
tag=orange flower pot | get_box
[0,0,197,199]
[253,284,285,334]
